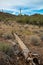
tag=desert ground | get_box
[0,20,43,65]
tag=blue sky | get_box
[0,0,43,15]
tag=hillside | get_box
[0,12,43,26]
[0,12,43,65]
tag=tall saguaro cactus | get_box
[20,8,21,16]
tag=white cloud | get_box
[0,0,43,15]
[0,0,43,9]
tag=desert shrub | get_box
[2,33,13,39]
[6,47,14,57]
[30,35,40,46]
[0,42,12,53]
[0,30,4,37]
[17,19,23,23]
[0,32,3,37]
[40,34,43,41]
[16,16,29,24]
[0,41,15,58]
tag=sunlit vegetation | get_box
[0,12,43,27]
[0,41,12,53]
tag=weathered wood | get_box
[7,40,16,45]
[13,33,40,65]
[13,33,30,59]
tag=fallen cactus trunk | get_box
[12,33,40,65]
